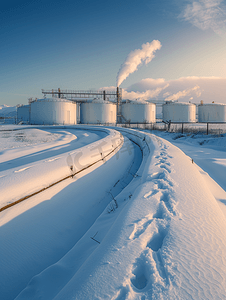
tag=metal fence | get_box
[117,122,226,135]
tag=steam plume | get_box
[116,40,162,87]
[165,85,201,101]
[122,85,169,100]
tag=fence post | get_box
[207,123,209,135]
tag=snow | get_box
[0,125,114,208]
[0,126,226,299]
[152,130,226,216]
[0,105,16,118]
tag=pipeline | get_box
[0,127,151,213]
[0,138,124,213]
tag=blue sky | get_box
[1,0,226,106]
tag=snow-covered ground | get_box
[0,105,16,118]
[0,125,226,299]
[0,125,113,208]
[151,131,226,217]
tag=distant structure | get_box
[19,87,226,126]
[198,102,226,123]
[80,99,117,124]
[121,100,156,124]
[17,105,30,124]
[42,88,122,123]
[30,98,77,125]
[162,101,196,123]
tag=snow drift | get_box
[13,128,226,300]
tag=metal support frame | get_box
[116,87,122,123]
[42,88,122,102]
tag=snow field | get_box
[0,127,63,152]
[14,129,150,300]
[0,127,142,300]
[1,126,226,299]
[152,131,226,217]
[0,127,121,209]
[17,129,226,300]
[52,132,180,300]
[150,136,226,299]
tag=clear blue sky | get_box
[1,0,226,106]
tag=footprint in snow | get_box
[155,156,168,163]
[155,179,174,190]
[147,227,169,284]
[153,204,164,220]
[147,227,167,252]
[131,256,149,290]
[129,217,153,240]
[159,164,171,173]
[160,192,177,216]
[113,286,129,300]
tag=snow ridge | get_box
[113,136,178,300]
[2,127,226,300]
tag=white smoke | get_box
[116,40,162,87]
[164,85,201,101]
[122,85,168,101]
[124,76,225,103]
[100,76,226,104]
[126,78,167,92]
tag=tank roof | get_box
[198,102,226,106]
[164,101,195,106]
[91,98,115,104]
[122,99,155,105]
[35,98,74,103]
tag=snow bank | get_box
[153,131,226,207]
[0,126,122,209]
[15,129,226,299]
[0,126,141,300]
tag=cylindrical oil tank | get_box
[30,98,77,125]
[162,101,196,122]
[80,99,117,124]
[17,105,30,124]
[198,103,226,122]
[121,101,156,123]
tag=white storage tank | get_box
[80,99,117,124]
[121,100,156,123]
[162,101,196,122]
[198,102,226,122]
[17,105,30,124]
[30,98,77,125]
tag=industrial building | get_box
[198,102,226,123]
[17,105,30,124]
[162,101,196,123]
[121,100,156,123]
[18,87,226,126]
[30,98,77,125]
[80,99,117,124]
